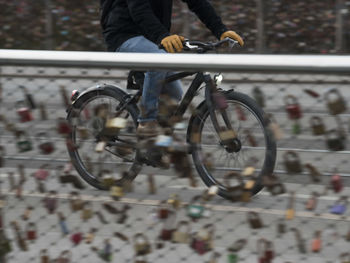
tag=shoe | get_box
[137,120,161,138]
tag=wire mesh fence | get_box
[0,65,350,263]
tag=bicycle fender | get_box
[66,84,132,119]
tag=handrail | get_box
[0,49,350,74]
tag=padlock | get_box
[305,192,318,211]
[133,233,152,256]
[326,129,345,151]
[340,253,350,263]
[247,211,263,229]
[0,146,5,167]
[167,194,181,209]
[11,221,27,251]
[69,191,84,212]
[110,184,124,201]
[257,239,274,263]
[160,209,176,241]
[40,249,50,263]
[310,116,325,135]
[330,196,347,215]
[16,130,33,153]
[37,132,55,154]
[325,88,347,115]
[304,163,322,183]
[277,218,286,236]
[266,113,283,140]
[147,174,156,195]
[58,212,69,235]
[34,165,50,180]
[104,117,127,135]
[16,100,34,122]
[285,95,302,119]
[187,195,205,220]
[331,172,343,193]
[43,191,58,214]
[57,117,72,135]
[209,252,221,263]
[191,224,215,255]
[252,86,265,108]
[283,151,302,174]
[292,120,301,135]
[81,201,93,221]
[285,191,295,220]
[39,102,48,120]
[172,221,190,244]
[202,185,219,202]
[158,200,170,219]
[311,230,322,252]
[224,172,245,202]
[85,228,97,244]
[71,230,83,246]
[95,141,106,153]
[56,250,71,263]
[26,222,37,241]
[228,239,247,252]
[22,206,33,221]
[97,239,113,262]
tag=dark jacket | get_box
[102,0,228,52]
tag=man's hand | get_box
[220,31,244,46]
[161,35,185,53]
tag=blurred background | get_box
[0,0,349,53]
[0,1,350,263]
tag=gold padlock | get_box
[105,117,127,134]
[110,185,123,200]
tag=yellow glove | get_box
[161,35,185,53]
[220,31,244,46]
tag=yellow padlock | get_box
[242,167,255,177]
[285,191,296,220]
[105,117,127,135]
[110,185,123,200]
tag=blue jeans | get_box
[116,36,183,123]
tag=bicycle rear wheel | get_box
[189,90,276,199]
[67,85,141,190]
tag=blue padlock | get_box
[330,197,347,215]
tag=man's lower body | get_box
[116,36,183,136]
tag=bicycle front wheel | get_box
[189,90,276,199]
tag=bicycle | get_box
[66,38,277,201]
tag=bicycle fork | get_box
[203,73,241,153]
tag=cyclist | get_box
[100,0,244,137]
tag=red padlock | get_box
[17,100,34,122]
[43,191,58,214]
[57,118,72,135]
[71,231,83,245]
[285,95,302,120]
[331,172,343,193]
[35,165,50,180]
[26,222,37,241]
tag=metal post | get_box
[335,0,345,53]
[45,0,54,50]
[256,0,265,53]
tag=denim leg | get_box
[116,36,183,122]
[161,72,183,102]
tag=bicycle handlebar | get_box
[183,38,239,53]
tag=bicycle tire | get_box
[189,90,276,199]
[67,85,142,190]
